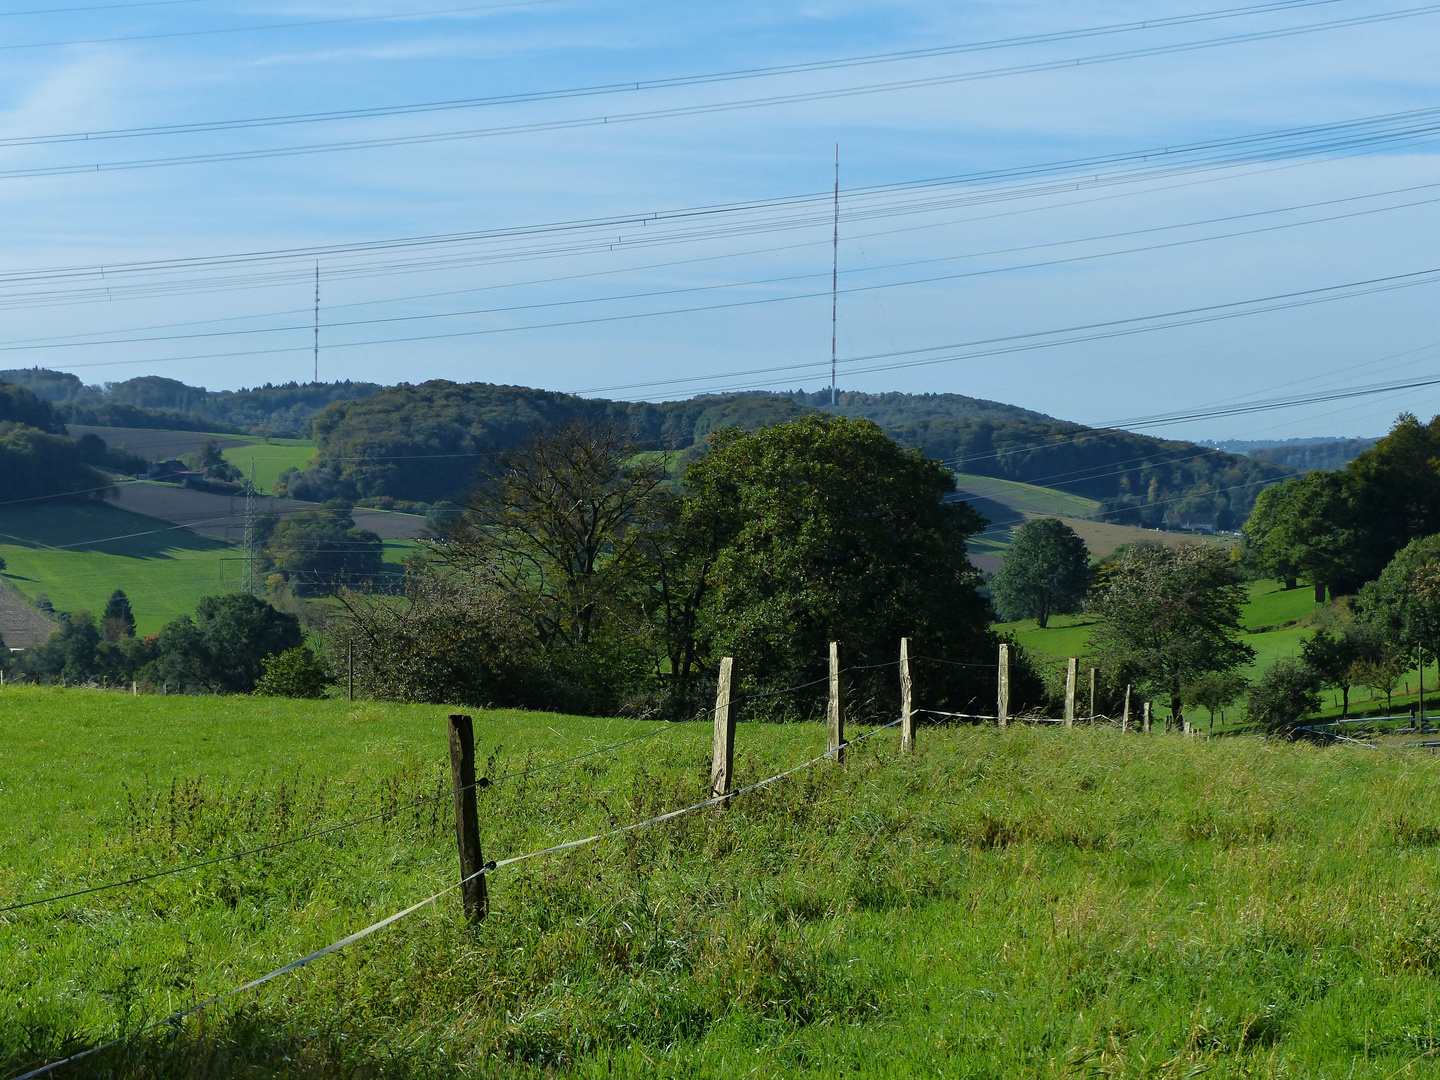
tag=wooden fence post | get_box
[828,641,845,764]
[1088,667,1097,720]
[710,657,736,801]
[132,680,137,696]
[1121,684,1131,732]
[1142,700,1152,734]
[900,638,914,754]
[1064,658,1078,727]
[347,645,354,703]
[447,713,488,924]
[997,643,1010,729]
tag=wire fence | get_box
[0,662,894,917]
[9,717,903,1080]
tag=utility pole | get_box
[313,261,320,384]
[830,143,839,407]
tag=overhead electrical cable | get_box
[8,178,1440,355]
[4,101,1439,301]
[0,0,1347,144]
[0,0,566,51]
[7,3,1440,178]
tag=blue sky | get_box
[2,0,1440,439]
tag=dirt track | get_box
[0,585,54,649]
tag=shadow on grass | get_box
[0,504,229,560]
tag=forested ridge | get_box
[3,368,1294,522]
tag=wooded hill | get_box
[3,368,1293,526]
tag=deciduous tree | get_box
[1089,543,1255,729]
[990,517,1090,628]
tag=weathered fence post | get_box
[900,638,914,754]
[828,641,845,764]
[1088,667,1097,720]
[710,657,736,802]
[1064,658,1078,727]
[1142,700,1152,734]
[447,713,488,924]
[997,643,1010,728]
[1121,684,1131,732]
[131,680,137,696]
[347,645,354,703]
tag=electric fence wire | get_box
[0,664,892,916]
[5,717,905,1080]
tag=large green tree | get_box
[1242,471,1356,601]
[1089,543,1255,728]
[1356,534,1440,661]
[148,594,303,693]
[683,414,997,707]
[990,517,1090,628]
[267,508,384,597]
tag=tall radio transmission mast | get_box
[830,144,839,407]
[313,261,320,383]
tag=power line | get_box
[0,0,565,52]
[11,175,1440,358]
[0,0,1346,145]
[5,100,1439,304]
[6,3,1439,180]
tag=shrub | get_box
[1247,658,1321,731]
[255,646,331,699]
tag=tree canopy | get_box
[990,517,1090,627]
[1088,543,1255,726]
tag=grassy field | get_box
[9,691,1440,1077]
[953,472,1102,519]
[0,504,236,635]
[220,438,315,494]
[0,505,417,639]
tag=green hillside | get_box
[220,438,316,493]
[0,504,416,637]
[953,471,1101,519]
[0,504,236,634]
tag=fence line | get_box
[10,718,903,1080]
[0,663,896,916]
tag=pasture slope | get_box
[6,689,1440,1077]
[0,503,420,636]
[957,471,1228,574]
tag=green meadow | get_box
[220,438,316,494]
[0,505,417,637]
[7,690,1440,1077]
[0,504,236,635]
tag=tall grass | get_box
[6,689,1440,1076]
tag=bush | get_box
[1247,658,1321,731]
[254,646,331,698]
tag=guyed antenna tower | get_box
[313,261,320,384]
[830,143,839,407]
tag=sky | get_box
[2,0,1440,440]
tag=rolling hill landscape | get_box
[0,367,1286,645]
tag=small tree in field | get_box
[1089,543,1254,730]
[990,517,1090,628]
[1183,670,1250,732]
[1247,658,1322,731]
[1352,649,1406,713]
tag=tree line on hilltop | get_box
[3,369,1301,528]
